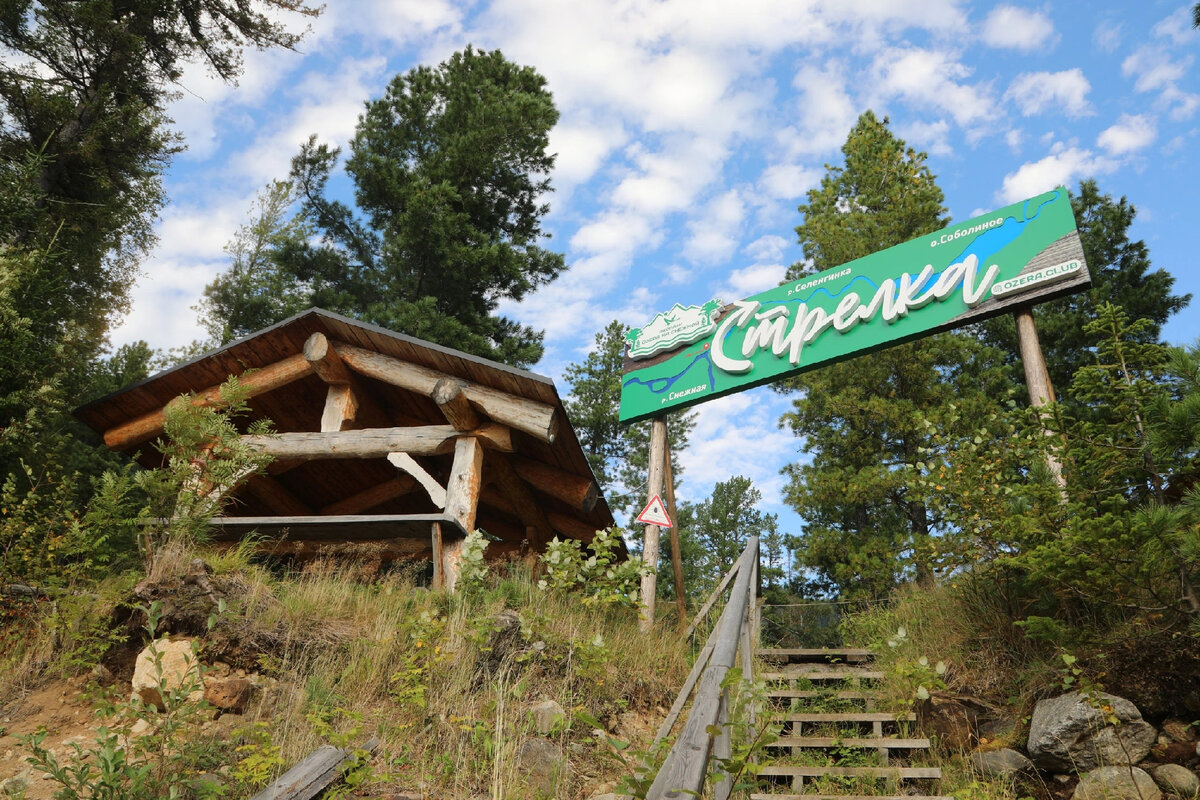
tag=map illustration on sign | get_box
[636,494,673,528]
[625,299,723,359]
[618,187,1091,424]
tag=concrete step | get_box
[767,737,930,749]
[759,765,942,780]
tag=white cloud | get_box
[744,235,790,265]
[870,47,996,127]
[1152,7,1199,46]
[897,119,952,155]
[1122,47,1191,93]
[1005,128,1024,152]
[999,144,1118,203]
[786,61,859,157]
[758,163,822,201]
[612,137,730,215]
[1121,46,1197,119]
[1093,20,1122,53]
[1006,69,1092,117]
[548,119,627,187]
[1097,114,1157,156]
[684,190,747,264]
[981,6,1057,52]
[716,263,788,299]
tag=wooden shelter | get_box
[74,309,614,588]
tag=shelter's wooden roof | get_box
[75,308,614,552]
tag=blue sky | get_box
[112,0,1200,531]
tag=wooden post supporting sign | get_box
[662,438,687,627]
[639,418,668,632]
[1013,308,1066,490]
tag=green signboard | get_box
[619,187,1090,424]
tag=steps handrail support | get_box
[647,536,759,800]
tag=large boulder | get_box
[1073,766,1161,800]
[203,676,254,713]
[1028,692,1157,772]
[969,748,1034,778]
[531,699,566,735]
[1150,764,1200,798]
[516,738,569,797]
[132,638,202,711]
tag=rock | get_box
[204,676,254,713]
[531,699,565,735]
[1165,719,1199,743]
[918,693,982,752]
[1,776,28,797]
[1150,764,1200,798]
[1150,740,1200,766]
[969,748,1034,777]
[90,663,115,686]
[588,794,631,800]
[516,738,569,796]
[1073,766,1161,800]
[1027,692,1157,772]
[131,638,202,711]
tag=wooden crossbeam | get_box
[479,488,598,543]
[241,424,512,459]
[333,341,559,443]
[509,455,598,513]
[103,354,314,450]
[433,377,480,431]
[484,452,554,550]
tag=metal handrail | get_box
[647,536,760,800]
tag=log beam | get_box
[333,342,559,443]
[485,453,554,551]
[387,453,446,509]
[103,354,314,450]
[444,436,484,533]
[433,378,480,431]
[303,332,353,385]
[509,456,598,513]
[241,423,512,460]
[320,476,416,515]
[479,488,598,543]
[242,475,315,516]
[321,384,358,432]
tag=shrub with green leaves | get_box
[537,527,648,607]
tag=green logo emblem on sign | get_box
[625,299,723,359]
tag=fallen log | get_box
[247,736,378,800]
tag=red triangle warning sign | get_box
[637,494,673,528]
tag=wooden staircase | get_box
[749,648,949,800]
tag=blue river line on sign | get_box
[622,347,717,402]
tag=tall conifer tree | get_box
[780,111,1008,598]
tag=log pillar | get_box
[639,417,668,632]
[663,438,687,627]
[1014,308,1066,490]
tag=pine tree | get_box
[780,111,1009,598]
[206,47,566,368]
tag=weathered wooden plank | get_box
[762,669,884,681]
[247,736,378,800]
[783,712,916,722]
[758,766,941,779]
[388,453,447,509]
[241,424,512,460]
[766,737,930,749]
[758,648,874,661]
[104,353,314,450]
[334,341,558,443]
[646,539,757,800]
[750,795,951,800]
